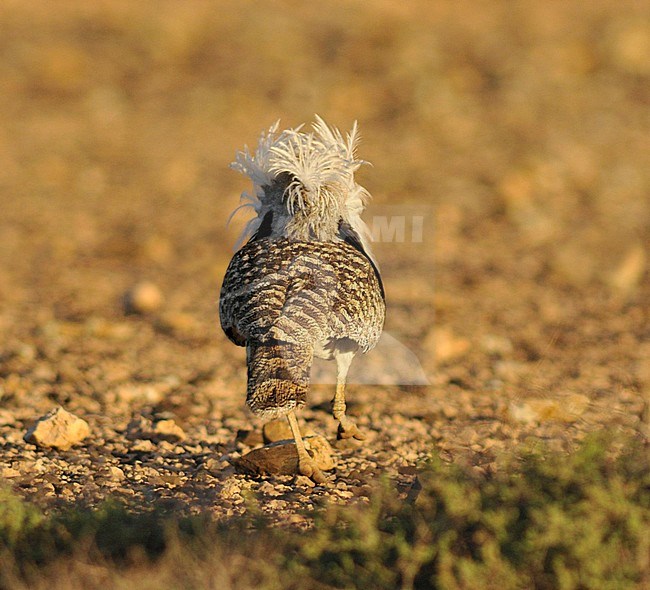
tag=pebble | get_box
[236,429,264,447]
[152,419,186,442]
[109,466,126,481]
[304,436,335,471]
[265,499,288,510]
[335,490,354,499]
[295,475,316,488]
[127,416,186,443]
[131,440,155,452]
[262,419,294,443]
[2,467,21,478]
[114,384,164,404]
[220,479,243,500]
[258,481,279,495]
[0,410,16,426]
[123,281,164,314]
[441,405,459,419]
[425,326,471,363]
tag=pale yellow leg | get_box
[287,410,327,484]
[332,380,366,441]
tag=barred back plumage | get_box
[219,117,385,483]
[220,238,385,419]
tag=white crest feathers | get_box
[229,116,375,258]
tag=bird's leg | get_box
[332,351,366,441]
[333,381,366,440]
[287,410,327,484]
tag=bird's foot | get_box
[298,457,327,484]
[337,417,366,441]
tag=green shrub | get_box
[1,435,648,590]
[293,435,650,589]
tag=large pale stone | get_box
[24,407,90,450]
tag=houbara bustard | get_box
[219,117,385,483]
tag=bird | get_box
[219,116,385,483]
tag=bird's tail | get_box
[245,341,313,420]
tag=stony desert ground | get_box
[0,0,648,525]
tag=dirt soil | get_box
[1,1,648,526]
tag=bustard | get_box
[219,117,385,483]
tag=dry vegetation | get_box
[1,0,649,588]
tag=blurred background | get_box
[0,0,648,421]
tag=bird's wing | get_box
[220,239,317,345]
[219,252,288,345]
[219,239,384,351]
[322,243,385,352]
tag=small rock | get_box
[153,419,186,442]
[204,456,230,472]
[236,429,264,447]
[262,419,294,443]
[126,416,151,440]
[494,361,528,381]
[24,407,90,451]
[348,469,362,481]
[305,435,335,471]
[123,281,164,314]
[108,466,125,481]
[257,481,279,495]
[0,409,16,426]
[295,475,316,488]
[266,499,288,510]
[114,384,164,404]
[335,489,354,499]
[2,467,21,478]
[425,326,471,363]
[220,478,243,500]
[236,435,334,477]
[131,439,155,452]
[506,402,537,424]
[126,416,186,442]
[441,404,459,419]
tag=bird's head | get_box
[230,116,374,254]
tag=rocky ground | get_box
[0,0,648,526]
